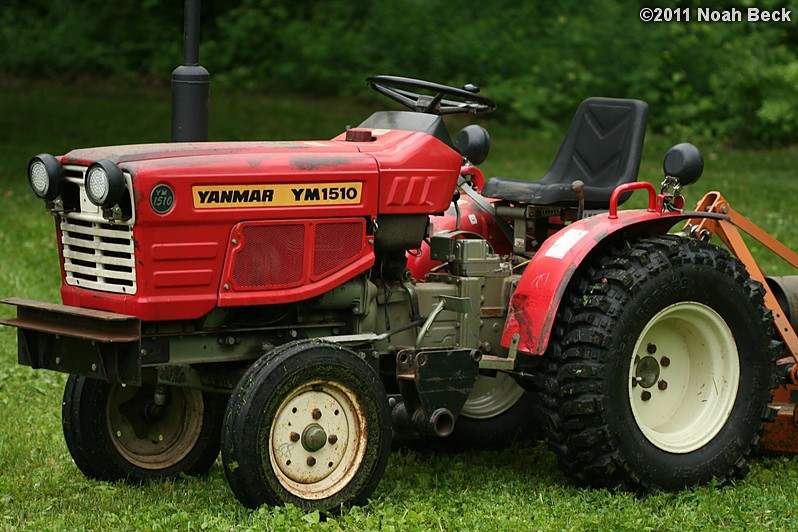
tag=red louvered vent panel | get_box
[233,224,304,288]
[313,222,364,278]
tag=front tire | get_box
[541,235,778,492]
[222,341,391,511]
[62,375,225,481]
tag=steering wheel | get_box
[367,75,496,115]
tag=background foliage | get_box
[1,0,796,145]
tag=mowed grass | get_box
[1,80,798,530]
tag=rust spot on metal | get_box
[0,297,140,343]
[761,400,798,454]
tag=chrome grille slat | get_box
[61,221,134,240]
[63,261,137,282]
[61,234,134,254]
[62,249,135,268]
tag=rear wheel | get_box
[445,373,536,448]
[62,376,225,481]
[222,341,391,511]
[541,235,778,491]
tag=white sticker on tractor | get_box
[468,214,478,225]
[544,229,590,259]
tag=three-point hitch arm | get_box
[686,191,798,380]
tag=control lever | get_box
[571,180,585,220]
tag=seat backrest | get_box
[540,97,648,190]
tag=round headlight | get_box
[28,154,65,201]
[85,160,126,207]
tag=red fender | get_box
[501,208,699,355]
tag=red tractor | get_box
[3,75,797,511]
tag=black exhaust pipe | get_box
[391,401,455,438]
[171,0,209,142]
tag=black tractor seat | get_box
[482,97,648,209]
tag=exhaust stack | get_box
[171,0,209,142]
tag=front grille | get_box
[233,224,305,288]
[313,222,364,278]
[60,165,136,294]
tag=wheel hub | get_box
[301,424,328,453]
[633,356,661,389]
[269,380,365,499]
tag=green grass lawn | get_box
[1,81,798,530]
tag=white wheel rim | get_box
[269,379,367,500]
[460,373,525,420]
[628,302,739,453]
[107,385,204,469]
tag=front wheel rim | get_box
[268,379,367,500]
[107,385,204,469]
[628,302,740,453]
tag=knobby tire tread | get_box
[538,235,780,492]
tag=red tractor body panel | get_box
[58,130,461,321]
[331,130,463,214]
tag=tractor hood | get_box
[60,141,363,170]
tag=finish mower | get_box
[3,75,798,512]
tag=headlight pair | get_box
[28,155,125,208]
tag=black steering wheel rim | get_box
[367,75,496,115]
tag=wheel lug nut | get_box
[328,434,338,445]
[658,380,668,390]
[641,390,652,401]
[647,343,657,354]
[307,456,316,466]
[660,356,670,367]
[312,408,322,420]
[290,432,300,442]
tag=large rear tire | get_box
[540,235,778,491]
[62,375,225,481]
[221,341,391,511]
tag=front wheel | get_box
[62,376,225,481]
[541,235,778,492]
[221,341,391,511]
